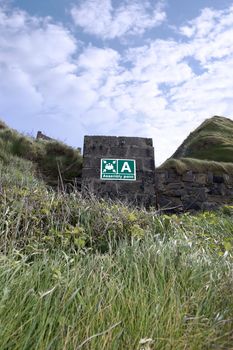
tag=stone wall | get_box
[82,136,156,207]
[81,135,233,211]
[36,131,54,141]
[156,169,233,212]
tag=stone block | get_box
[167,171,181,182]
[182,171,194,182]
[208,183,227,196]
[157,195,183,209]
[161,182,184,197]
[194,173,207,184]
[155,171,167,184]
[213,175,224,183]
[223,174,233,185]
[163,189,186,197]
[182,188,208,202]
[166,182,184,190]
[207,172,213,184]
[206,195,227,203]
[201,202,219,211]
[183,198,202,211]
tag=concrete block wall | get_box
[82,136,156,207]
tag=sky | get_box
[0,0,233,165]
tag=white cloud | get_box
[71,0,166,39]
[1,3,233,165]
[0,7,118,140]
[110,5,233,163]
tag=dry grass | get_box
[159,157,233,175]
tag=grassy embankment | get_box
[0,120,233,349]
[159,116,233,174]
[172,115,233,163]
[0,121,82,186]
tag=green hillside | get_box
[0,119,233,349]
[0,121,82,187]
[172,116,233,162]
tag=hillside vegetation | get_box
[159,116,233,174]
[159,157,233,174]
[0,121,82,187]
[0,119,233,349]
[172,116,233,162]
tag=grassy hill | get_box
[0,121,82,187]
[0,118,233,349]
[159,157,233,175]
[172,116,233,162]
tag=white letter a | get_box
[121,162,131,173]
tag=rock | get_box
[201,202,219,211]
[213,175,224,183]
[182,171,194,182]
[194,173,207,184]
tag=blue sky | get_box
[1,0,233,164]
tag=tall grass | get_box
[1,168,233,349]
[0,124,82,187]
[0,235,232,350]
[0,127,233,349]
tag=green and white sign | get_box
[101,159,136,181]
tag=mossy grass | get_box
[159,157,233,175]
[172,116,233,162]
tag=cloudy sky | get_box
[0,0,233,165]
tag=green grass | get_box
[172,116,233,162]
[159,157,233,175]
[1,156,233,349]
[0,122,82,187]
[0,225,233,350]
[0,118,233,349]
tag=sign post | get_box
[101,159,136,180]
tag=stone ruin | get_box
[36,131,82,153]
[82,136,156,208]
[81,135,233,211]
[156,168,233,212]
[36,131,54,141]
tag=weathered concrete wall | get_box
[82,136,156,207]
[156,169,233,212]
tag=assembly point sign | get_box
[101,159,136,181]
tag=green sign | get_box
[101,159,136,181]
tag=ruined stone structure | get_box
[82,136,156,207]
[37,131,82,153]
[156,169,233,212]
[36,131,54,141]
[81,135,233,212]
